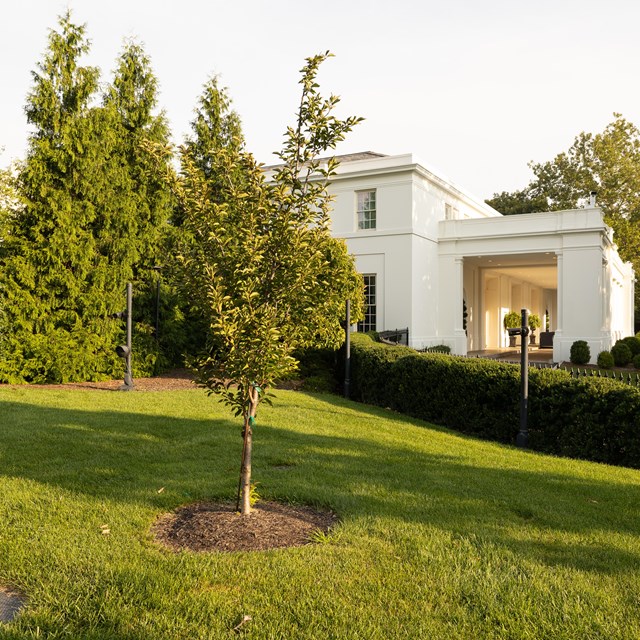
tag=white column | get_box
[454,257,464,331]
[437,254,467,355]
[555,252,563,333]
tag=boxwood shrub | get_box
[611,341,632,367]
[570,340,590,365]
[621,336,640,356]
[349,334,640,468]
[597,351,614,369]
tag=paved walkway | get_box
[468,347,555,364]
[0,587,25,623]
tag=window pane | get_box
[357,190,376,230]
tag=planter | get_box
[508,335,517,348]
[539,331,554,349]
[529,333,537,346]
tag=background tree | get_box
[166,52,364,515]
[0,12,111,382]
[485,114,640,328]
[485,188,548,216]
[184,76,244,182]
[104,41,173,278]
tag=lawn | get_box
[0,386,639,639]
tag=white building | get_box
[322,152,635,364]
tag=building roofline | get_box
[262,151,502,218]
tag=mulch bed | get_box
[1,369,305,392]
[152,501,338,553]
[1,369,196,392]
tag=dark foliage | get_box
[349,334,640,469]
[597,351,614,369]
[620,336,640,356]
[570,340,591,365]
[611,342,632,367]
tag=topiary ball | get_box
[611,342,632,367]
[597,351,614,369]
[621,336,640,356]
[570,340,590,365]
[633,354,640,370]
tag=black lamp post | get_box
[508,308,530,447]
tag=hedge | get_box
[349,334,640,469]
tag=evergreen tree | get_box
[104,41,173,277]
[185,76,244,180]
[0,14,173,382]
[0,12,115,382]
[104,41,179,371]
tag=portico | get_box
[438,208,635,363]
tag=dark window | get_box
[358,274,377,332]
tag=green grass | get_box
[0,387,639,639]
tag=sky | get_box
[1,0,640,200]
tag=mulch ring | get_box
[152,501,338,553]
[1,370,306,393]
[0,586,26,624]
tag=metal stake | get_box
[516,308,529,447]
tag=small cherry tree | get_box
[171,52,364,515]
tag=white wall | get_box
[328,154,498,347]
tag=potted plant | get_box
[503,311,521,347]
[528,313,541,345]
[539,309,554,349]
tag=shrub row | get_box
[349,334,640,468]
[595,336,640,369]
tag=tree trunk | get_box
[239,387,259,516]
[239,418,253,515]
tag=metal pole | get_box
[517,308,529,447]
[344,299,351,399]
[124,282,134,390]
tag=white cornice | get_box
[263,152,501,219]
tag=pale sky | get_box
[1,0,639,199]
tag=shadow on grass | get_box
[0,398,242,506]
[1,393,639,575]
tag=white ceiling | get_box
[465,253,558,290]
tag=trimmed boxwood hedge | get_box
[349,334,640,468]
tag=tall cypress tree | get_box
[186,77,244,176]
[102,42,178,370]
[156,77,247,358]
[104,41,173,278]
[0,12,114,382]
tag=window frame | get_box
[357,273,377,333]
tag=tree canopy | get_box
[164,52,364,514]
[485,114,640,324]
[0,13,173,382]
